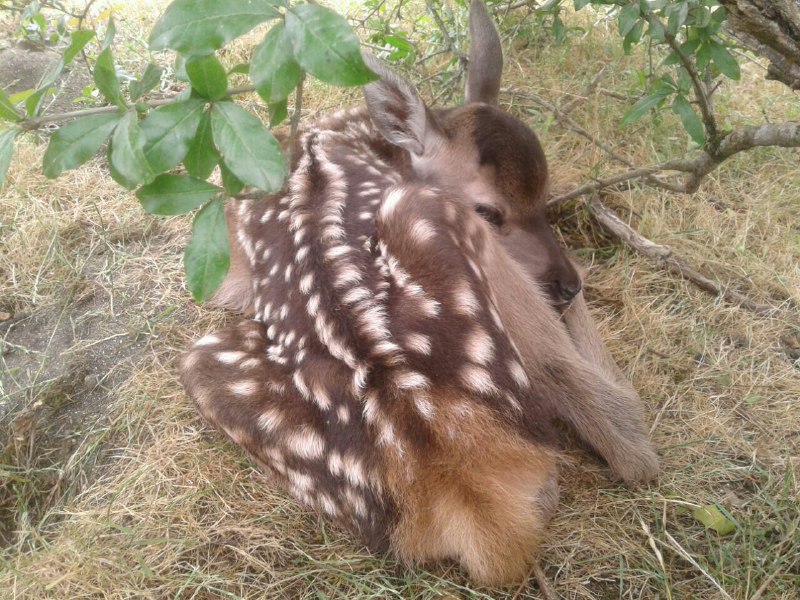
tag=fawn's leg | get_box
[373,184,657,483]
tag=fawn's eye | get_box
[475,204,504,228]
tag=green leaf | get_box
[149,0,280,55]
[622,18,645,55]
[286,4,378,87]
[186,54,229,101]
[111,110,155,186]
[618,3,641,37]
[220,161,245,195]
[63,29,96,65]
[382,34,415,62]
[9,88,35,106]
[709,42,740,80]
[552,14,566,45]
[43,112,121,178]
[574,0,592,8]
[137,173,221,215]
[228,63,250,75]
[184,198,230,302]
[141,98,204,173]
[671,95,705,146]
[130,63,164,102]
[667,2,689,35]
[0,87,22,121]
[101,16,116,52]
[621,92,668,127]
[27,29,96,116]
[0,128,18,187]
[107,140,139,190]
[269,99,288,128]
[692,504,736,536]
[184,110,219,179]
[94,47,126,107]
[211,102,285,192]
[251,22,303,104]
[696,42,712,71]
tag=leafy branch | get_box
[0,0,378,301]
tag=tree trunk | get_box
[719,0,800,89]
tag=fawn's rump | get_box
[180,319,559,584]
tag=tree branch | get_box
[548,121,800,204]
[645,12,719,142]
[587,195,778,315]
[19,85,259,130]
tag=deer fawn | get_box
[180,0,658,585]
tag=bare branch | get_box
[587,195,778,315]
[19,85,259,130]
[287,75,306,168]
[559,64,608,116]
[548,121,800,204]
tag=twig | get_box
[547,121,800,204]
[287,75,305,167]
[548,165,679,206]
[425,1,459,58]
[532,561,559,600]
[78,0,100,77]
[559,64,608,116]
[503,87,688,194]
[645,12,719,142]
[587,195,777,315]
[19,84,258,130]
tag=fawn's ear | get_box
[362,53,440,156]
[465,0,503,105]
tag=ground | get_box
[1,2,798,599]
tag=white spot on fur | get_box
[404,333,431,355]
[509,359,530,388]
[325,245,351,260]
[342,453,367,487]
[299,272,314,294]
[293,370,310,399]
[466,329,494,366]
[362,390,380,424]
[287,468,313,491]
[409,218,436,244]
[414,392,435,420]
[453,281,480,316]
[394,371,429,390]
[215,351,247,365]
[286,426,325,460]
[328,450,344,476]
[295,245,310,263]
[379,187,406,220]
[257,408,284,433]
[195,334,221,347]
[229,380,258,396]
[460,366,498,395]
[337,404,350,424]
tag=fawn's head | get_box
[362,0,581,307]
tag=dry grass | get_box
[1,2,799,598]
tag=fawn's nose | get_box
[554,278,582,304]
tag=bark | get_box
[719,0,800,89]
